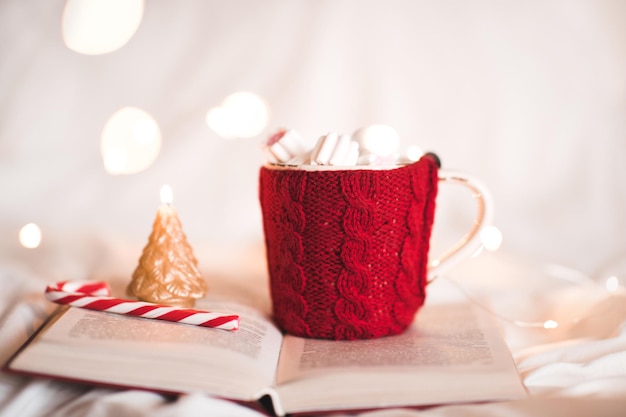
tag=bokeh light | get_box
[102,148,128,174]
[62,0,144,55]
[206,91,269,139]
[101,107,161,175]
[480,225,503,251]
[19,223,42,249]
[354,124,400,157]
[206,106,237,139]
[406,145,424,162]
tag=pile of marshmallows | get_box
[262,126,424,168]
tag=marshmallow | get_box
[328,134,352,165]
[311,132,339,165]
[262,128,365,167]
[264,142,291,163]
[344,141,360,166]
[285,151,311,166]
[352,124,400,164]
[263,129,307,163]
[310,133,362,166]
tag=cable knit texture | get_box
[259,157,438,340]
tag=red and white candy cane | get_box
[45,281,239,331]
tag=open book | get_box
[5,284,526,416]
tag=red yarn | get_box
[259,157,439,340]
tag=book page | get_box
[9,300,283,401]
[274,301,526,415]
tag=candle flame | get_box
[160,185,173,205]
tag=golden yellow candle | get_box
[127,185,207,307]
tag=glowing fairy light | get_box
[206,92,269,139]
[543,320,559,329]
[606,276,620,292]
[101,107,161,175]
[19,223,42,249]
[62,0,144,55]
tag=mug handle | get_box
[427,170,494,282]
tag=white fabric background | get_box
[2,1,626,416]
[1,0,625,273]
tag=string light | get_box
[443,269,624,331]
[593,254,626,294]
[543,320,559,329]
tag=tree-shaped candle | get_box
[128,185,207,307]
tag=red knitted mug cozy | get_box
[259,156,439,340]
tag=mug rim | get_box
[263,162,410,172]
